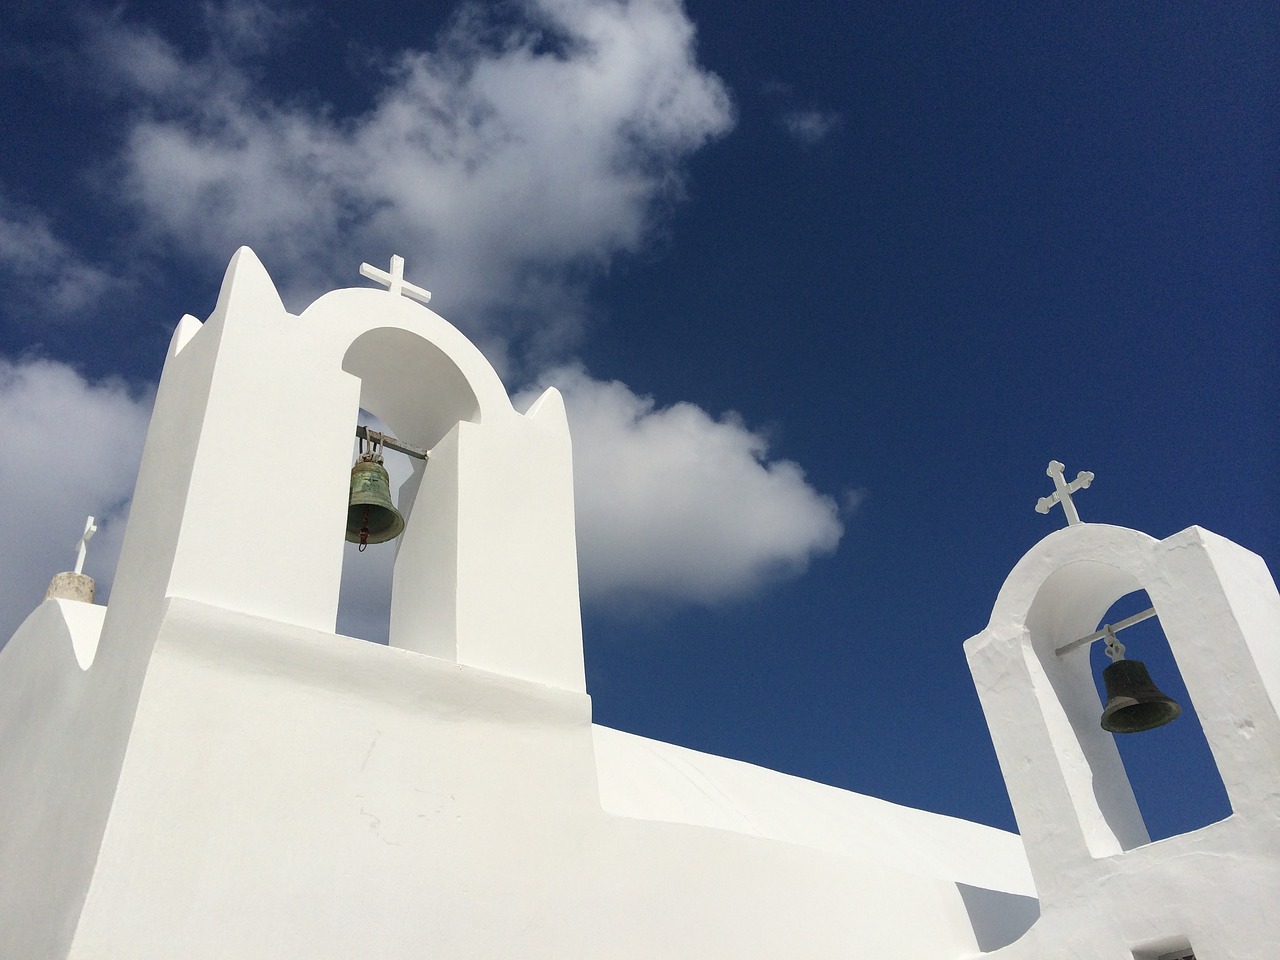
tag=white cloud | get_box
[95,0,734,362]
[0,360,844,636]
[200,0,302,59]
[519,365,843,607]
[0,203,124,321]
[780,108,841,147]
[0,358,151,646]
[328,370,846,630]
[0,2,846,628]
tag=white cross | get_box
[358,255,431,305]
[74,515,97,575]
[1035,460,1094,526]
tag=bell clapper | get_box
[358,505,371,552]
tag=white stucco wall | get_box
[0,248,1044,958]
[65,598,1031,959]
[0,599,106,959]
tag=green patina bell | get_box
[345,457,405,550]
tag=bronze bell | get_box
[1100,658,1181,734]
[345,457,405,550]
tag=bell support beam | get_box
[355,425,428,461]
[1055,606,1157,657]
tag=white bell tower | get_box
[115,247,584,690]
[965,519,1280,958]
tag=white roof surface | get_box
[592,723,1036,896]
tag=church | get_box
[1,248,1276,958]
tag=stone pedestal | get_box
[44,572,96,603]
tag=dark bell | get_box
[1100,658,1181,734]
[345,459,405,549]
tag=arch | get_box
[1019,558,1232,853]
[302,288,583,690]
[341,327,482,451]
[299,285,513,423]
[1022,555,1153,855]
[334,328,486,645]
[968,521,1280,907]
[1087,590,1233,841]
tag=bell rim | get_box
[1099,658,1182,734]
[344,506,405,544]
[1100,695,1182,734]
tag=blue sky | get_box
[0,0,1275,839]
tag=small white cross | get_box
[1035,460,1094,526]
[74,515,97,575]
[359,255,431,305]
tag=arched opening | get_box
[335,410,414,644]
[1025,559,1151,854]
[1088,590,1233,841]
[334,328,482,645]
[341,326,481,451]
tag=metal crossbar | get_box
[1054,606,1158,657]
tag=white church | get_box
[1,249,1276,958]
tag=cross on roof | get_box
[359,255,432,305]
[1035,460,1094,526]
[74,515,97,575]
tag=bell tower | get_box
[108,247,584,691]
[964,520,1280,957]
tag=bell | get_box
[1100,658,1181,734]
[345,458,405,549]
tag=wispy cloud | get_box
[0,201,125,322]
[90,0,734,364]
[780,108,841,147]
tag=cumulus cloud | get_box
[518,365,843,606]
[323,372,846,631]
[91,0,734,364]
[0,1,847,628]
[780,108,841,146]
[0,358,151,646]
[0,201,125,322]
[0,359,845,638]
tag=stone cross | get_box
[1035,460,1094,526]
[74,515,97,575]
[359,255,432,305]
